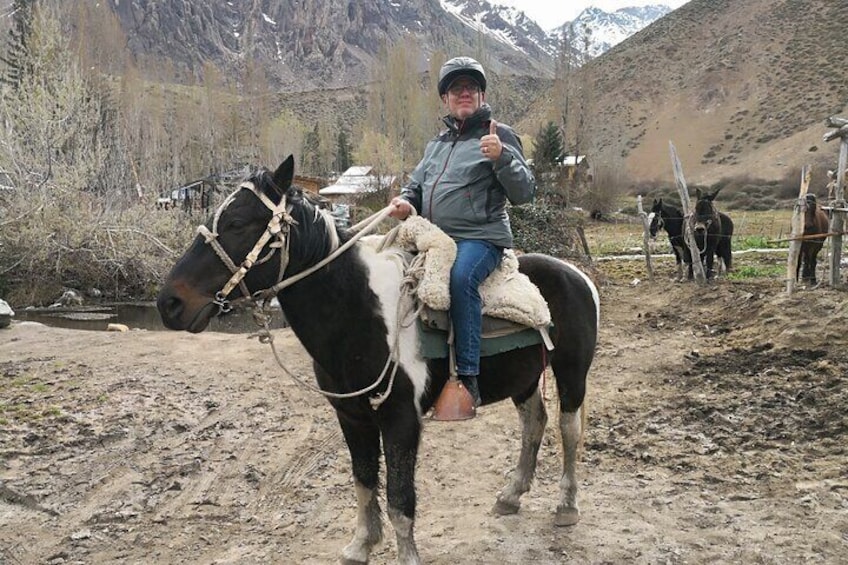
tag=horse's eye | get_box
[225,218,248,231]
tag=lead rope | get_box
[249,204,419,408]
[251,269,418,408]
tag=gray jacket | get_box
[399,104,536,248]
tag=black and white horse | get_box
[650,198,687,279]
[157,156,599,564]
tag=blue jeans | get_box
[450,239,503,376]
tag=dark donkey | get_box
[650,195,733,280]
[650,198,687,279]
[157,156,599,564]
[689,188,734,279]
[797,193,830,285]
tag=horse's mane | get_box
[660,201,683,218]
[249,169,341,267]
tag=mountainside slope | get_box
[108,0,555,91]
[523,0,848,184]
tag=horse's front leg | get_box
[381,409,422,565]
[705,246,716,279]
[493,387,547,515]
[338,416,383,565]
[672,245,685,280]
[809,251,819,285]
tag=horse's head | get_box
[157,155,339,332]
[649,198,664,238]
[804,192,817,217]
[692,188,720,236]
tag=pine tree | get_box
[301,124,320,175]
[335,130,352,174]
[533,121,564,175]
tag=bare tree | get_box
[362,39,433,183]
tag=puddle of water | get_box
[14,302,288,334]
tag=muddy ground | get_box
[1,257,847,564]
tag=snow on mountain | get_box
[444,1,672,59]
[555,5,672,58]
[439,0,558,56]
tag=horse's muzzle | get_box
[157,282,217,333]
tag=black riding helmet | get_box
[437,56,487,96]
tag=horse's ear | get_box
[652,198,659,205]
[695,188,702,200]
[272,155,295,194]
[709,187,721,201]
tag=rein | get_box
[198,179,408,408]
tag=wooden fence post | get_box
[786,165,811,294]
[637,195,654,280]
[824,117,847,288]
[669,141,706,284]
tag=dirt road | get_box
[1,266,846,564]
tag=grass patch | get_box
[727,265,786,280]
[735,235,788,251]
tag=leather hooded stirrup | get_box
[430,376,476,421]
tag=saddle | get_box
[374,216,554,360]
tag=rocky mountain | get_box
[556,5,672,58]
[84,1,666,90]
[106,0,557,91]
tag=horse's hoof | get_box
[554,507,579,527]
[492,499,520,515]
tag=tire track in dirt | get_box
[256,416,345,515]
[12,379,277,562]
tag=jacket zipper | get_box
[427,122,464,221]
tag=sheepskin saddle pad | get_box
[367,216,553,358]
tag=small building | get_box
[295,174,328,195]
[319,166,397,202]
[559,155,591,182]
[157,178,220,212]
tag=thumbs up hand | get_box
[480,119,503,161]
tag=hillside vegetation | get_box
[519,0,848,186]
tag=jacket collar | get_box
[442,103,492,134]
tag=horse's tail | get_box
[722,213,734,271]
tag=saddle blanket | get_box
[417,319,549,360]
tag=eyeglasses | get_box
[448,82,480,95]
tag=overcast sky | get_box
[493,0,690,30]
